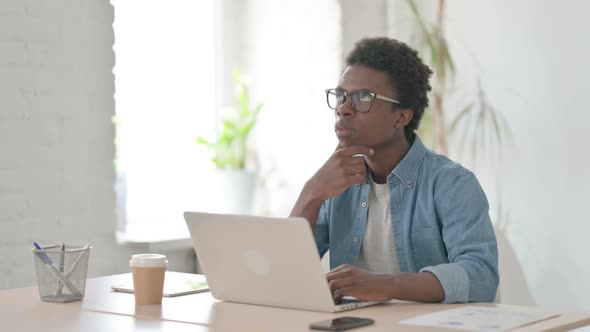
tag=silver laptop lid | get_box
[184,212,338,312]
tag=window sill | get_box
[116,225,193,252]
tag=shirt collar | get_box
[387,135,428,187]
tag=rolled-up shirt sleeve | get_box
[421,172,499,303]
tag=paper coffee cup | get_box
[129,254,167,305]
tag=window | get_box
[112,0,217,233]
[112,0,342,235]
[239,0,342,217]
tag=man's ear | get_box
[395,108,414,128]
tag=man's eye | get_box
[358,91,373,102]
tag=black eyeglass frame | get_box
[325,88,401,113]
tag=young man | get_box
[290,37,498,303]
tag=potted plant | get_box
[196,69,263,215]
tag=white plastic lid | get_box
[129,254,168,267]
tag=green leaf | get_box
[486,104,502,147]
[240,120,256,138]
[253,103,264,116]
[440,38,455,76]
[195,67,264,169]
[195,137,210,146]
[455,107,475,158]
[233,67,241,84]
[473,100,488,164]
[223,119,237,131]
[448,102,474,134]
[405,0,513,170]
[239,86,249,117]
[406,0,432,45]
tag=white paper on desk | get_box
[399,306,560,332]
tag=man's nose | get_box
[336,99,354,117]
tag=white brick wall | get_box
[0,0,134,289]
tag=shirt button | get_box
[361,202,367,208]
[353,236,359,243]
[406,180,412,185]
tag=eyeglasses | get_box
[325,88,401,113]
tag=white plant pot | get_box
[213,169,257,215]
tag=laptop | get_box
[183,211,380,312]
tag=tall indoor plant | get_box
[405,0,512,163]
[196,69,263,214]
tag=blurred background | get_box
[1,0,590,312]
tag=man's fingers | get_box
[334,285,360,300]
[336,146,374,157]
[338,175,365,188]
[333,288,342,301]
[328,277,355,292]
[344,165,366,176]
[344,174,366,186]
[329,264,351,273]
[326,264,354,280]
[326,270,346,281]
[330,279,357,301]
[326,265,349,280]
[342,156,366,166]
[335,142,343,152]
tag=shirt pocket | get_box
[410,227,447,268]
[410,227,441,246]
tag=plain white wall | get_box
[444,0,590,310]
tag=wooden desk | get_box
[2,273,590,332]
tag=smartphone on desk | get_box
[310,317,374,331]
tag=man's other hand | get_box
[326,264,394,302]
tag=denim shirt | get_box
[313,135,499,303]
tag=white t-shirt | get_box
[355,178,401,274]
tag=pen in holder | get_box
[32,242,91,302]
